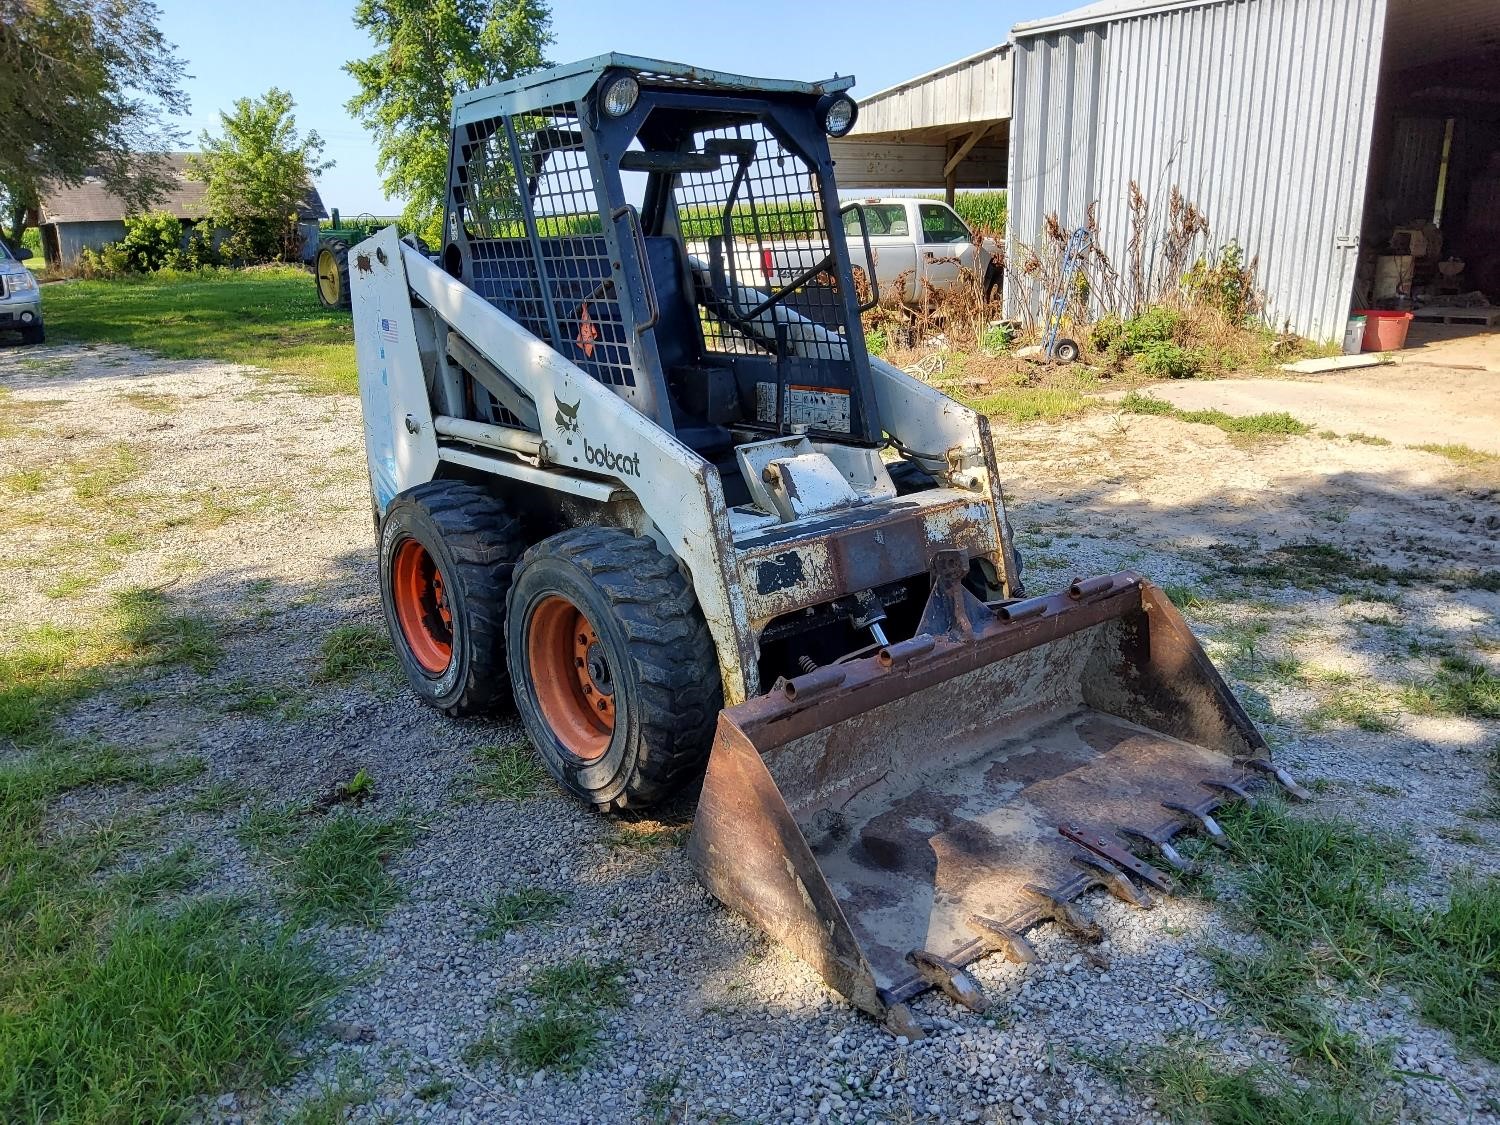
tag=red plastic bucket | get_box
[1357,310,1413,352]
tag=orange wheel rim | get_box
[527,595,614,762]
[391,538,453,675]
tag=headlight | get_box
[820,94,857,137]
[601,73,639,118]
[6,271,35,292]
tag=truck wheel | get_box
[315,242,351,309]
[507,528,721,811]
[378,481,522,716]
[984,266,1003,305]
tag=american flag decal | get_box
[380,318,398,343]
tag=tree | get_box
[187,88,332,263]
[0,0,186,250]
[345,0,552,244]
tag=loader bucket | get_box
[688,557,1305,1028]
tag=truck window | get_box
[918,203,971,243]
[843,203,909,237]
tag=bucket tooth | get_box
[1202,778,1255,806]
[967,915,1039,964]
[1059,824,1174,893]
[882,1001,924,1041]
[1071,852,1153,908]
[1023,884,1103,944]
[906,949,987,1012]
[1242,757,1313,801]
[1163,801,1229,849]
[1119,828,1194,874]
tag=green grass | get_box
[0,738,338,1122]
[1231,542,1399,590]
[41,267,357,395]
[1409,442,1499,469]
[285,1057,374,1125]
[1100,1041,1387,1124]
[1,899,338,1122]
[315,624,396,683]
[527,957,626,1009]
[1207,802,1500,1062]
[1120,392,1312,436]
[503,1010,601,1074]
[465,956,627,1075]
[964,385,1090,424]
[1,588,222,746]
[1345,432,1392,447]
[1206,947,1387,1074]
[114,588,224,675]
[477,887,568,938]
[1401,655,1500,720]
[470,742,549,801]
[1304,687,1397,733]
[237,800,305,852]
[285,810,416,925]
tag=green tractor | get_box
[313,210,384,309]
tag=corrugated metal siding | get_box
[855,47,1013,136]
[1008,0,1387,341]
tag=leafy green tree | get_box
[345,0,552,245]
[118,211,183,272]
[187,88,332,263]
[0,0,186,251]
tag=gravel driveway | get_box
[2,340,1496,1123]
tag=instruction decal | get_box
[755,383,852,433]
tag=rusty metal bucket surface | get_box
[688,568,1294,1024]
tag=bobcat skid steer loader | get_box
[349,54,1307,1034]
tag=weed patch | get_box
[0,740,338,1122]
[315,624,395,683]
[964,384,1090,424]
[1097,1040,1390,1124]
[1119,392,1312,436]
[1401,655,1500,720]
[528,957,627,1009]
[470,742,549,801]
[1409,443,1499,469]
[1208,802,1500,1062]
[1232,542,1400,590]
[287,810,417,925]
[477,888,568,938]
[505,1010,600,1074]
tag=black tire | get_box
[378,480,523,716]
[20,324,44,346]
[507,528,721,811]
[315,243,351,309]
[1053,338,1081,364]
[984,266,1003,305]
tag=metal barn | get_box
[844,0,1500,342]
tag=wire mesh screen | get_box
[456,107,634,388]
[674,122,847,360]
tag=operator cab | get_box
[440,57,880,505]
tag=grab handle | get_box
[611,204,659,335]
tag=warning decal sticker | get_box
[755,384,852,433]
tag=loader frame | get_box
[352,55,1024,706]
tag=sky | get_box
[155,0,1062,213]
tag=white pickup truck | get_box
[689,197,1002,308]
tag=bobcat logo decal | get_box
[555,396,581,434]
